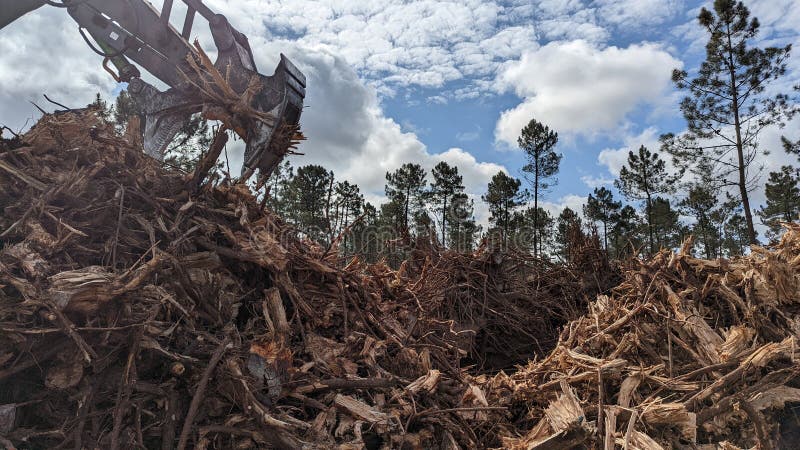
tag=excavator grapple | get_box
[0,0,306,179]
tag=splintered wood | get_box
[1,110,800,449]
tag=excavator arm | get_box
[0,0,306,179]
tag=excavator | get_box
[0,0,306,179]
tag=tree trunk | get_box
[533,166,539,259]
[646,193,654,255]
[727,26,757,245]
[503,200,508,248]
[404,187,410,231]
[442,197,447,247]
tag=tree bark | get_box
[442,197,447,247]
[727,25,758,245]
[646,193,654,255]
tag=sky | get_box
[0,0,799,229]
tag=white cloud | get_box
[597,127,662,176]
[0,7,117,130]
[201,0,539,93]
[495,40,682,146]
[595,0,684,29]
[580,175,614,189]
[540,194,587,219]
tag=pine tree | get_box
[352,202,380,262]
[516,207,554,256]
[680,184,722,259]
[428,162,464,248]
[287,165,334,242]
[615,145,680,255]
[447,193,480,253]
[385,164,427,231]
[584,187,621,253]
[723,211,750,256]
[611,205,641,258]
[519,119,561,258]
[650,197,682,251]
[333,181,364,255]
[113,89,142,131]
[670,0,794,245]
[89,93,113,121]
[268,160,294,217]
[482,172,526,248]
[556,207,584,263]
[758,166,800,240]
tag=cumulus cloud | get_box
[540,194,587,219]
[580,175,614,189]
[494,40,682,146]
[594,0,684,29]
[0,7,117,130]
[200,0,539,94]
[597,127,663,177]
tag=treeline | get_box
[263,159,481,264]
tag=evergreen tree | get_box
[516,207,554,256]
[519,119,562,258]
[88,93,113,121]
[758,166,800,240]
[723,211,750,256]
[352,202,380,262]
[287,165,334,242]
[113,89,142,131]
[385,164,427,231]
[447,193,480,253]
[680,184,722,259]
[615,145,680,254]
[377,200,406,267]
[428,161,465,247]
[584,187,621,252]
[556,207,584,263]
[670,0,794,244]
[611,205,641,258]
[650,197,682,251]
[333,181,364,255]
[482,172,526,248]
[268,160,294,217]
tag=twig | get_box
[43,94,73,112]
[176,336,232,450]
[46,301,97,364]
[622,410,638,450]
[111,184,125,270]
[414,406,507,417]
[29,101,47,115]
[109,330,142,450]
[161,385,180,450]
[597,367,604,448]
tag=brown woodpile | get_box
[0,110,600,449]
[1,109,799,449]
[479,232,800,449]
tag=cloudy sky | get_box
[1,0,799,226]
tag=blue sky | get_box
[0,0,798,226]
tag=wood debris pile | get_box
[3,110,798,450]
[478,233,800,449]
[0,110,597,449]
